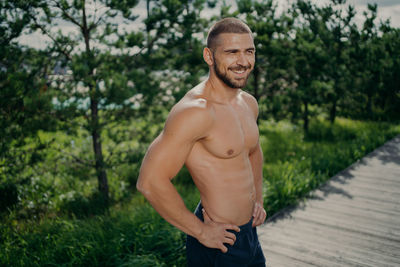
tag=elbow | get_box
[136,177,148,194]
[136,180,143,193]
[136,173,147,191]
[136,176,154,200]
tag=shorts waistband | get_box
[194,202,254,234]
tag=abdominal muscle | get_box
[186,150,256,226]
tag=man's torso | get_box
[179,82,259,225]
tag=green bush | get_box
[59,191,108,218]
[0,181,18,213]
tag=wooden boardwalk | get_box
[258,135,400,267]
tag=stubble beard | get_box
[213,59,252,89]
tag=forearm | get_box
[138,176,204,238]
[249,144,264,205]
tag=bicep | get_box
[249,139,262,159]
[242,92,259,120]
[139,105,212,183]
[140,130,194,181]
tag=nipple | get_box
[227,149,234,156]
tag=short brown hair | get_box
[207,17,252,49]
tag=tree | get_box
[379,23,400,119]
[17,0,216,206]
[0,0,55,212]
[236,0,297,121]
[292,0,329,132]
[347,3,387,119]
[316,0,355,123]
[22,0,149,204]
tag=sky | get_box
[17,0,400,50]
[317,0,400,27]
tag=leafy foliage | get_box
[1,0,400,265]
[1,119,399,266]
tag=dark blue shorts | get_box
[186,202,266,267]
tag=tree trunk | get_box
[82,1,109,204]
[90,95,109,204]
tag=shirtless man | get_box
[137,18,266,266]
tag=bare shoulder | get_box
[240,91,259,119]
[164,85,214,141]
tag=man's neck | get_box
[206,75,241,104]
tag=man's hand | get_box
[197,209,240,253]
[252,202,267,227]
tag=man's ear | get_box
[203,47,214,66]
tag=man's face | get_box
[211,33,255,89]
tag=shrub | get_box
[0,181,18,213]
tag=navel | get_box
[227,149,234,156]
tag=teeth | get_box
[233,70,245,74]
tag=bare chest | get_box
[199,102,259,159]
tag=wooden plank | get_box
[259,134,400,267]
[348,168,399,179]
[306,198,400,221]
[330,182,400,196]
[261,237,350,267]
[338,175,400,191]
[305,202,400,230]
[265,212,400,250]
[265,218,400,259]
[267,215,400,267]
[317,186,400,205]
[263,218,400,262]
[309,191,400,214]
[308,194,400,217]
[262,227,400,267]
[261,217,400,266]
[347,170,400,181]
[264,251,317,267]
[293,209,400,240]
[321,175,399,190]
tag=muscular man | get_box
[137,17,266,266]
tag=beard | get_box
[213,59,252,89]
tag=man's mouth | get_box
[230,67,249,76]
[232,69,246,74]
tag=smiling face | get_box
[211,33,255,89]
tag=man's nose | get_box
[236,53,249,66]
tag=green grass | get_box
[260,118,400,215]
[0,186,199,267]
[1,117,399,266]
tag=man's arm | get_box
[136,102,240,252]
[244,92,267,227]
[249,141,266,227]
